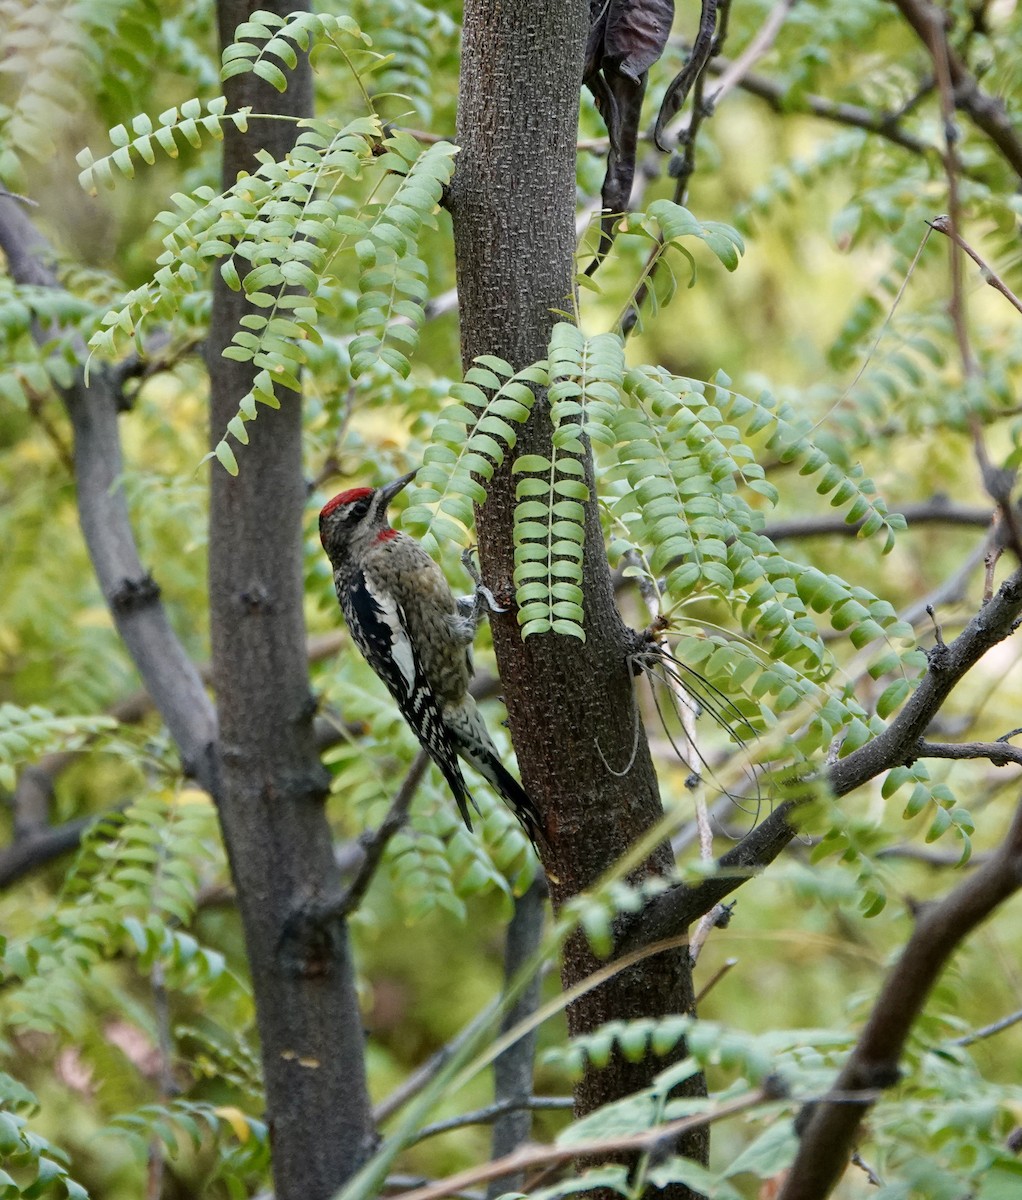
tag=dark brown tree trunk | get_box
[206,3,374,1197]
[449,2,707,1189]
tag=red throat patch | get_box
[375,528,399,543]
[320,487,373,519]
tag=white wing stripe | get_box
[363,569,417,695]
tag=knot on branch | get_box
[625,617,667,675]
[856,1060,903,1091]
[279,899,345,979]
[285,764,331,808]
[239,584,271,613]
[924,640,951,672]
[110,572,161,613]
[762,1072,790,1102]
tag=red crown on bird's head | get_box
[320,487,374,520]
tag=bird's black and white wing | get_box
[345,569,477,828]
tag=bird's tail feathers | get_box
[468,750,547,852]
[428,749,478,831]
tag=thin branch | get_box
[374,1001,501,1125]
[0,197,218,795]
[694,956,738,1005]
[396,1086,776,1200]
[334,751,430,917]
[927,215,1022,317]
[623,564,1022,948]
[705,0,797,111]
[890,0,1022,182]
[779,793,1022,1199]
[700,56,940,160]
[24,382,74,471]
[951,1005,1022,1046]
[900,536,991,628]
[914,738,1022,768]
[8,682,167,842]
[760,499,992,543]
[925,2,973,381]
[877,844,991,867]
[385,1178,483,1200]
[829,564,1022,796]
[619,799,799,952]
[0,810,123,890]
[2,630,365,886]
[410,1096,572,1147]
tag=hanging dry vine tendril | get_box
[583,0,675,275]
[654,0,719,151]
[628,618,761,818]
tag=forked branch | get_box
[623,564,1022,950]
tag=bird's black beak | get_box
[378,469,417,506]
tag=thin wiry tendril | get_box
[645,676,761,828]
[633,643,764,819]
[595,695,643,778]
[654,645,757,738]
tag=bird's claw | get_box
[475,584,507,615]
[461,545,482,583]
[460,546,507,618]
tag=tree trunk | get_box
[206,3,374,1197]
[449,2,707,1187]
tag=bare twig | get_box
[705,0,797,111]
[384,1177,483,1200]
[951,1005,1022,1046]
[0,810,125,891]
[374,1002,501,1125]
[411,1095,572,1147]
[696,54,940,160]
[914,738,1022,768]
[24,383,74,471]
[397,1085,775,1200]
[334,751,430,917]
[877,844,991,867]
[899,537,991,627]
[925,4,973,380]
[760,499,992,543]
[927,216,1022,318]
[2,630,362,887]
[694,956,738,1005]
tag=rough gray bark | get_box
[487,878,547,1196]
[448,1,707,1183]
[206,3,373,1196]
[0,197,217,796]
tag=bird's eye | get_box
[350,497,372,518]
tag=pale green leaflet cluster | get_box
[65,6,970,880]
[0,704,116,792]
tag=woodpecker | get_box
[319,471,545,848]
